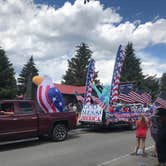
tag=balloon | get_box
[33,75,65,113]
[32,75,43,85]
[92,83,110,104]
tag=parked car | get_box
[0,100,77,142]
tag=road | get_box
[0,128,153,166]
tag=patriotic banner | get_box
[109,45,126,105]
[84,59,95,105]
[79,104,104,123]
[108,104,152,123]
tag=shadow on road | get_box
[0,137,57,152]
[0,132,81,152]
[78,126,133,134]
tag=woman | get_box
[135,114,148,155]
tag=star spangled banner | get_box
[84,58,95,105]
[154,92,166,109]
[109,45,126,105]
[118,86,151,105]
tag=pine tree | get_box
[62,42,99,86]
[120,43,144,89]
[0,47,16,99]
[160,72,166,92]
[17,56,38,100]
[143,75,159,99]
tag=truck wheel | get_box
[51,124,68,141]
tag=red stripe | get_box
[39,86,49,113]
[45,85,57,112]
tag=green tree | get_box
[143,75,159,100]
[62,42,99,86]
[0,47,16,99]
[160,72,166,92]
[17,56,38,100]
[120,43,144,89]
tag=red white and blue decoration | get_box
[84,58,95,105]
[109,45,126,105]
[33,75,65,113]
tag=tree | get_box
[160,72,166,92]
[120,43,144,89]
[143,75,159,100]
[62,42,100,86]
[17,56,38,100]
[0,47,16,99]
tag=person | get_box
[149,109,158,157]
[155,107,166,165]
[135,114,148,155]
[72,104,77,112]
[0,110,14,115]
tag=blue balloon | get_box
[48,87,65,112]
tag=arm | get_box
[0,110,14,115]
[92,83,102,97]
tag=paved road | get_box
[0,128,153,166]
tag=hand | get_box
[0,110,5,114]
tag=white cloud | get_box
[0,0,166,84]
[137,51,166,77]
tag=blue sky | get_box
[34,0,166,22]
[34,0,166,64]
[0,0,166,84]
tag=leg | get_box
[141,138,146,154]
[135,137,140,154]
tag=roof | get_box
[54,83,85,95]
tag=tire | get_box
[51,124,68,141]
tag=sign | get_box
[108,104,152,122]
[79,104,104,123]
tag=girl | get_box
[135,114,148,155]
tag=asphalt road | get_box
[0,127,153,166]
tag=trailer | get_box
[79,103,153,129]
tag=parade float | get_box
[79,45,153,129]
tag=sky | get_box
[0,0,166,85]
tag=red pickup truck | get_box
[0,100,77,142]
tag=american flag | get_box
[154,92,166,109]
[84,59,95,105]
[74,91,84,103]
[118,86,135,103]
[91,96,107,110]
[141,92,152,105]
[118,86,151,105]
[109,45,126,104]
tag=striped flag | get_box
[118,86,151,105]
[109,45,126,104]
[141,92,151,105]
[128,91,145,104]
[118,86,135,103]
[84,59,95,105]
[91,96,107,110]
[154,93,166,109]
